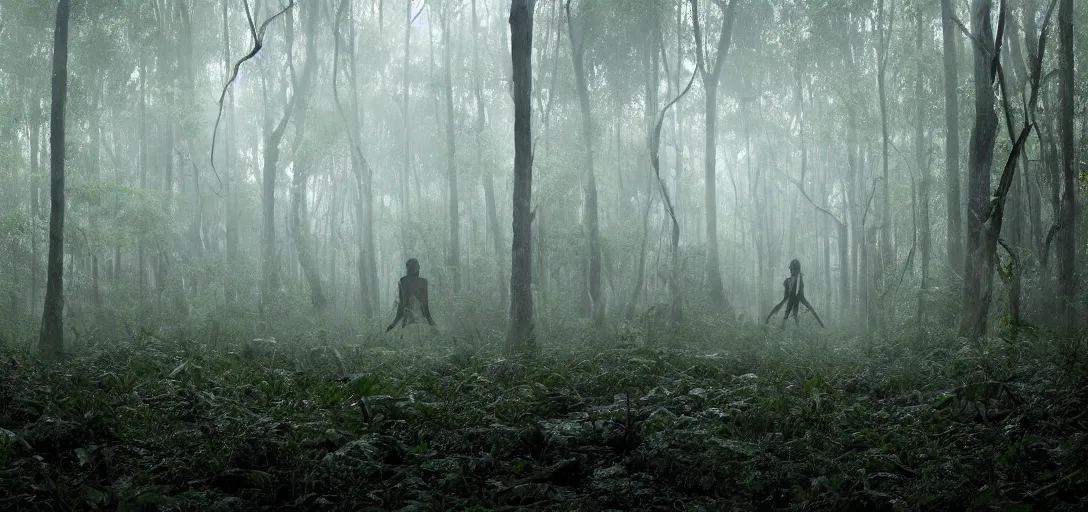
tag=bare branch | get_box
[650,56,698,251]
[950,15,992,58]
[992,0,1007,82]
[208,0,298,196]
[790,177,844,227]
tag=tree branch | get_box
[209,0,298,196]
[950,15,992,58]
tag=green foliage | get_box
[1,326,1086,510]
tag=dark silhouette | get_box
[386,258,437,332]
[765,259,825,327]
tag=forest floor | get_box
[1,323,1086,511]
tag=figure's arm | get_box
[799,296,825,328]
[386,279,406,331]
[420,281,436,326]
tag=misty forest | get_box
[1,0,1086,509]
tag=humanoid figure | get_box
[386,258,437,332]
[765,259,825,327]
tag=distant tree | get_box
[259,5,318,315]
[439,1,462,294]
[565,0,604,326]
[1056,0,1075,334]
[40,0,71,358]
[690,0,737,320]
[940,0,964,273]
[286,3,326,312]
[915,2,931,328]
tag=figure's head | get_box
[789,259,801,276]
[406,258,420,276]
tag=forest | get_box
[0,0,1085,509]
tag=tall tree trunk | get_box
[1020,6,1043,253]
[508,0,535,352]
[673,3,685,234]
[287,4,326,312]
[916,7,931,328]
[333,0,379,317]
[29,104,41,311]
[442,8,461,294]
[259,7,308,314]
[940,0,964,272]
[90,67,102,309]
[566,1,605,326]
[400,2,414,256]
[876,0,894,274]
[179,1,202,307]
[847,110,860,315]
[355,6,380,317]
[793,65,845,323]
[291,163,327,311]
[1056,0,1075,333]
[138,54,148,297]
[959,0,999,338]
[222,0,239,304]
[627,16,660,320]
[157,8,175,307]
[690,0,738,320]
[483,173,506,300]
[472,0,507,308]
[40,0,70,358]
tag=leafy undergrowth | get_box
[1,327,1087,511]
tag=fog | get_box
[2,1,1088,509]
[1,0,1084,350]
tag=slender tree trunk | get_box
[566,2,605,326]
[508,0,535,352]
[1057,0,1075,333]
[287,5,326,312]
[674,4,685,233]
[703,83,729,313]
[916,8,931,328]
[1022,3,1044,253]
[690,0,738,320]
[39,0,71,358]
[30,97,41,311]
[483,173,506,302]
[356,11,380,317]
[157,10,175,306]
[138,54,148,297]
[940,0,964,272]
[471,1,505,303]
[442,9,461,293]
[291,163,327,311]
[89,67,102,309]
[876,0,894,274]
[222,0,239,304]
[847,110,860,314]
[259,8,308,314]
[627,18,660,320]
[959,0,998,338]
[401,2,413,256]
[334,0,379,317]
